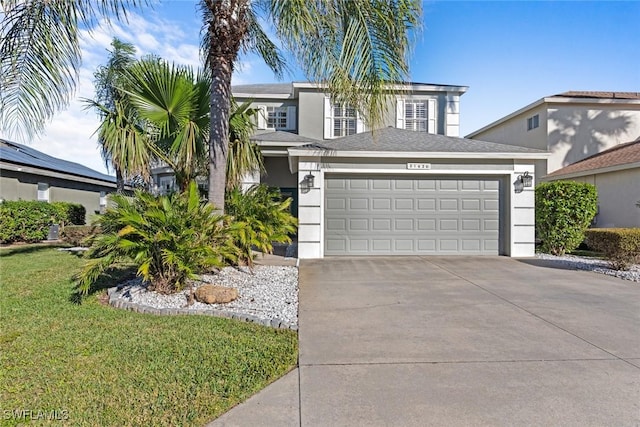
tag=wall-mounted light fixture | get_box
[302,173,315,190]
[513,171,532,193]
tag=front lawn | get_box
[0,246,298,426]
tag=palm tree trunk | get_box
[208,58,232,212]
[116,165,125,193]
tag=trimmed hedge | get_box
[535,181,598,256]
[0,200,85,243]
[585,228,640,270]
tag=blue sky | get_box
[26,0,640,174]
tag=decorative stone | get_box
[194,285,238,304]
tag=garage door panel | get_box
[325,176,500,256]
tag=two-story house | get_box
[466,92,640,228]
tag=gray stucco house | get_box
[152,81,548,258]
[0,139,118,222]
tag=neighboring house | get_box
[0,139,118,222]
[543,137,640,228]
[466,92,640,182]
[151,81,549,258]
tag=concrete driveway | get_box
[213,256,640,426]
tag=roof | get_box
[250,131,319,144]
[290,127,548,157]
[545,138,640,179]
[555,91,640,99]
[232,83,293,96]
[0,139,115,183]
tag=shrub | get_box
[535,181,598,256]
[75,182,236,295]
[52,202,86,225]
[225,185,298,266]
[585,228,640,270]
[0,200,61,243]
[61,225,100,247]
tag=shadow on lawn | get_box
[69,265,137,305]
[0,242,68,257]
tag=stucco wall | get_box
[262,157,297,188]
[558,168,640,228]
[0,170,114,223]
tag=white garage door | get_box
[325,175,501,256]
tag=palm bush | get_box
[225,185,298,266]
[75,182,235,295]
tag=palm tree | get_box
[0,0,144,139]
[227,99,264,191]
[200,0,421,211]
[91,38,138,192]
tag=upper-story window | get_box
[404,101,428,132]
[396,98,436,133]
[332,103,357,137]
[527,114,539,131]
[267,106,288,129]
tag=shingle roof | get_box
[232,83,293,95]
[0,139,115,183]
[250,131,320,144]
[555,91,640,99]
[546,138,640,178]
[294,127,547,154]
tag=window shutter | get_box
[427,99,436,134]
[396,99,405,129]
[37,182,49,202]
[286,106,297,130]
[324,97,332,139]
[257,105,267,130]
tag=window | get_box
[267,106,288,129]
[404,101,428,132]
[37,182,49,202]
[332,103,357,137]
[527,114,539,131]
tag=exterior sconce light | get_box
[303,173,315,190]
[513,171,532,193]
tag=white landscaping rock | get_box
[536,253,640,283]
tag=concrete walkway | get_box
[211,256,640,426]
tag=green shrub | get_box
[61,225,100,246]
[585,228,640,270]
[535,181,598,256]
[52,202,86,225]
[0,200,60,243]
[75,182,236,295]
[225,185,298,266]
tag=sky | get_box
[10,0,640,175]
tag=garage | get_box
[288,127,548,259]
[324,175,501,255]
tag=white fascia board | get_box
[541,161,640,181]
[232,92,293,99]
[254,141,311,148]
[287,149,550,160]
[1,161,117,188]
[291,81,469,94]
[466,98,547,138]
[260,149,290,156]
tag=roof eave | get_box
[287,149,549,160]
[1,160,118,187]
[542,161,640,181]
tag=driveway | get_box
[214,257,640,426]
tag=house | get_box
[151,81,549,258]
[0,138,118,222]
[543,137,640,228]
[466,92,640,182]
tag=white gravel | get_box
[536,253,640,283]
[112,265,299,326]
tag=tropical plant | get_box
[227,99,264,190]
[225,184,297,266]
[91,38,139,192]
[535,181,598,256]
[201,0,421,211]
[0,0,144,139]
[75,182,235,295]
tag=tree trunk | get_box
[208,59,232,213]
[115,165,124,193]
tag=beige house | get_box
[1,139,118,222]
[466,92,640,182]
[544,138,640,228]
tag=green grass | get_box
[0,245,298,426]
